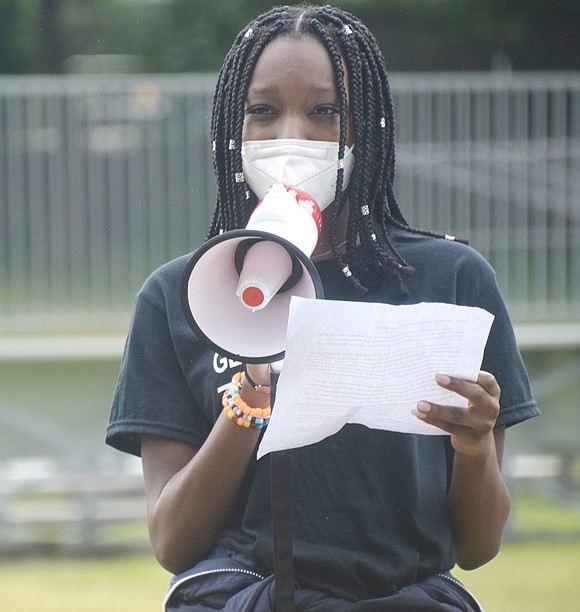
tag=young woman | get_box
[107,5,539,610]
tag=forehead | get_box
[248,36,338,94]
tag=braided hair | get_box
[208,4,443,294]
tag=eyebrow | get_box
[247,84,338,96]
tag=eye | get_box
[245,105,275,116]
[312,104,340,116]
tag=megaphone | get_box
[181,184,325,364]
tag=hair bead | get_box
[235,172,244,183]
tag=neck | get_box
[311,239,346,262]
[311,201,348,262]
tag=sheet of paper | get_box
[257,297,494,459]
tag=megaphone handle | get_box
[269,372,296,611]
[268,371,280,405]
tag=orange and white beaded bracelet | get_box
[222,372,271,429]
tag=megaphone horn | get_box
[181,184,325,364]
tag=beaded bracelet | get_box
[222,372,271,429]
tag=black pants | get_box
[164,560,483,612]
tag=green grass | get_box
[455,541,580,611]
[1,541,579,611]
[0,554,170,612]
[510,490,580,533]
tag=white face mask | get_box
[241,139,354,211]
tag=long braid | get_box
[208,4,449,293]
[312,6,418,291]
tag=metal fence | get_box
[1,71,578,334]
[393,72,579,323]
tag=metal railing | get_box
[393,72,579,323]
[1,72,578,333]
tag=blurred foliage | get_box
[0,0,579,74]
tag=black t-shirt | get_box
[106,227,539,600]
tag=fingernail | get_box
[436,373,451,386]
[413,402,430,420]
[416,401,431,414]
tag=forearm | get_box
[447,430,511,569]
[144,378,270,574]
[148,416,261,573]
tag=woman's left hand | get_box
[413,371,501,457]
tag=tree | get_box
[1,0,578,74]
